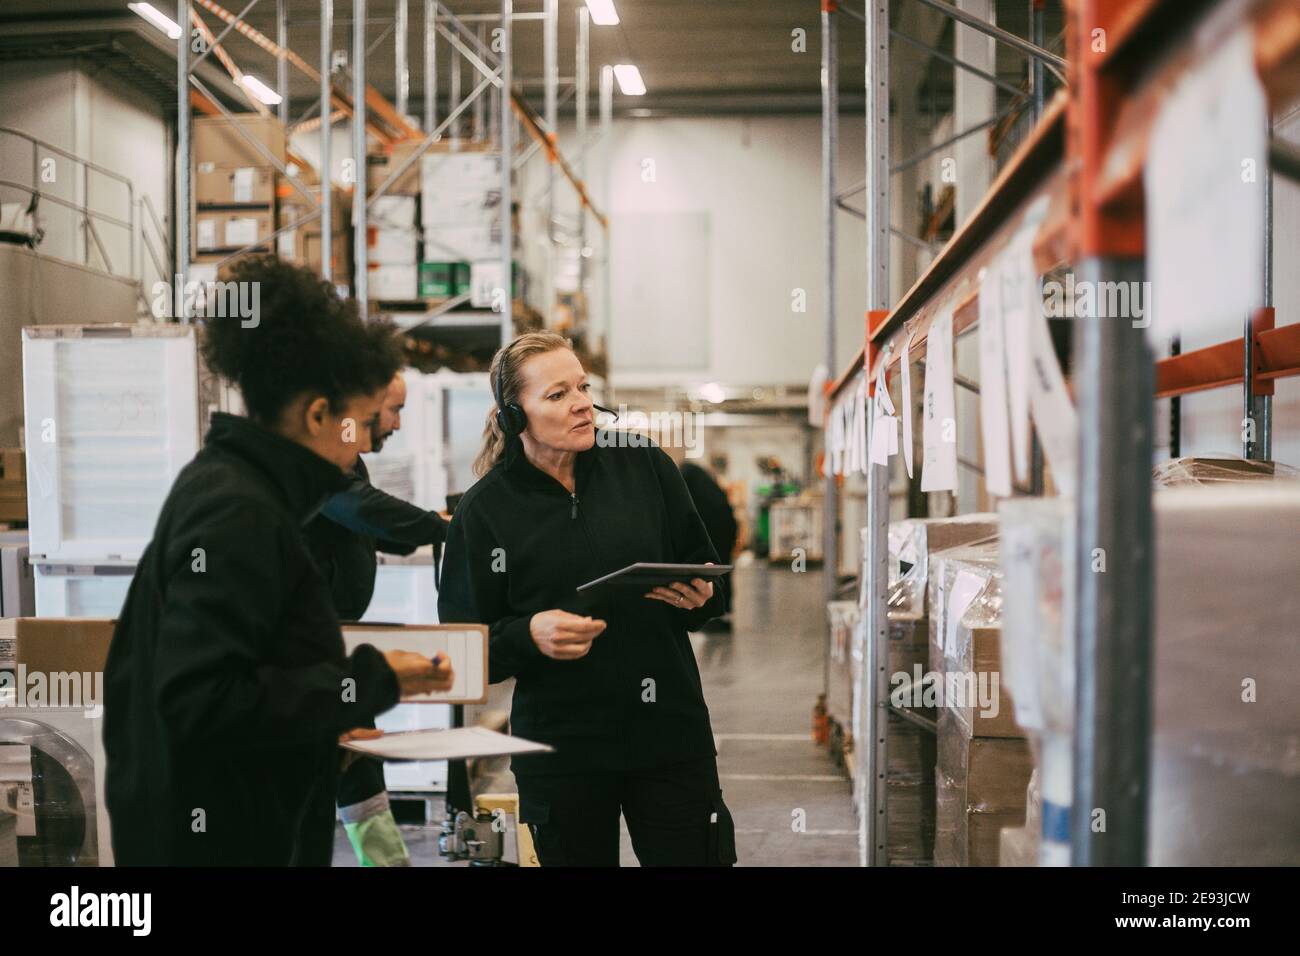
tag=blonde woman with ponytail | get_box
[438,332,736,867]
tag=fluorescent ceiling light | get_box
[585,1,620,26]
[613,64,646,96]
[241,75,283,106]
[129,2,182,40]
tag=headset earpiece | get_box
[493,354,528,437]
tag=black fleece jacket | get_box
[303,455,447,620]
[437,432,727,776]
[103,413,400,866]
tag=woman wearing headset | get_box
[437,331,737,867]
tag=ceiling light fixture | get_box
[613,64,646,96]
[585,1,620,26]
[240,75,283,105]
[128,2,182,40]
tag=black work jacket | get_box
[103,413,400,866]
[437,433,727,776]
[303,456,447,620]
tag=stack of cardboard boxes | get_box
[877,515,997,865]
[0,449,24,525]
[367,195,421,301]
[929,538,1033,866]
[278,185,352,290]
[192,116,283,270]
[419,151,510,306]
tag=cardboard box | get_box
[195,163,276,206]
[0,617,115,676]
[418,261,470,298]
[424,222,501,262]
[371,195,418,230]
[193,115,285,168]
[368,226,420,265]
[368,140,429,196]
[278,186,349,237]
[469,259,518,308]
[945,624,1023,738]
[935,710,1033,866]
[0,449,25,522]
[302,232,352,281]
[368,263,418,300]
[195,209,275,252]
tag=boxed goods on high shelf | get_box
[420,152,507,306]
[0,530,35,617]
[929,540,1033,866]
[21,325,199,617]
[368,194,421,301]
[192,115,285,258]
[1149,483,1300,865]
[277,185,351,284]
[0,449,26,524]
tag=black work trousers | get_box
[517,756,737,867]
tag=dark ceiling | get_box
[0,1,1062,118]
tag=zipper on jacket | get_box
[570,493,579,520]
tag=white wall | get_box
[540,114,869,390]
[0,60,170,293]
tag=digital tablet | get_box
[576,562,734,599]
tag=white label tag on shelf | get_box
[1146,27,1265,345]
[1028,292,1078,496]
[232,167,255,203]
[830,394,845,475]
[921,309,958,492]
[197,218,216,250]
[225,217,259,248]
[1000,239,1033,483]
[979,264,1014,498]
[901,330,915,478]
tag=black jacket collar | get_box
[204,412,349,522]
[501,431,604,493]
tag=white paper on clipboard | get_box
[1146,28,1265,346]
[978,263,1013,498]
[342,626,487,703]
[342,726,553,762]
[921,309,958,492]
[901,330,915,478]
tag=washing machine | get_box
[0,688,112,867]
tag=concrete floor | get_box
[333,564,859,867]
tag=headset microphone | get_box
[592,402,619,420]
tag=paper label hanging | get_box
[921,310,958,492]
[978,263,1014,498]
[901,330,915,479]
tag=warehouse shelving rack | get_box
[823,0,1300,866]
[171,0,612,352]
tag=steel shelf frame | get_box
[825,0,1300,867]
[173,0,611,350]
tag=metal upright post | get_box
[177,0,192,319]
[450,32,462,148]
[577,6,589,318]
[543,0,558,324]
[600,64,612,370]
[396,0,410,118]
[321,0,333,281]
[862,0,891,869]
[474,23,487,141]
[353,0,368,312]
[1031,0,1045,121]
[425,0,437,135]
[277,0,289,126]
[820,1,838,701]
[499,0,513,348]
[1246,125,1273,459]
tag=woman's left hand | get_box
[646,568,714,611]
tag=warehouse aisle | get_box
[333,564,858,867]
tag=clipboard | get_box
[575,562,733,601]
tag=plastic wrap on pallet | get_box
[826,600,860,733]
[886,712,937,865]
[998,767,1041,867]
[1149,484,1300,865]
[934,709,1034,866]
[1151,454,1298,487]
[878,514,998,621]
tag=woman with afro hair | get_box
[103,256,452,866]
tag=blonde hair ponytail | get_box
[472,330,573,477]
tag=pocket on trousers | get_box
[707,795,737,866]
